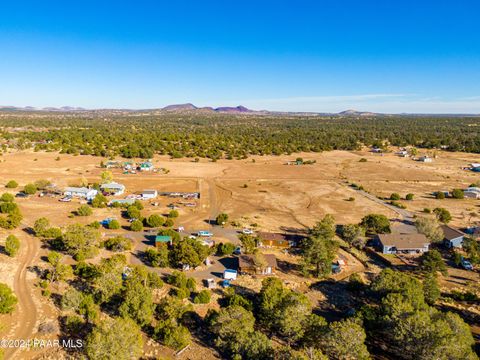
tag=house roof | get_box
[64,187,95,194]
[100,182,125,190]
[155,235,172,242]
[238,254,277,269]
[378,233,429,250]
[441,225,465,241]
[257,232,286,241]
[142,190,157,195]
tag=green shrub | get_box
[173,287,190,299]
[76,205,92,216]
[451,189,464,199]
[0,193,14,202]
[130,219,143,232]
[406,193,414,200]
[435,191,445,199]
[194,290,211,304]
[5,234,20,257]
[103,236,132,251]
[168,210,179,218]
[216,242,236,256]
[5,180,18,189]
[390,193,401,201]
[108,220,120,229]
[23,183,37,195]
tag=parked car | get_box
[461,258,474,271]
[242,228,254,235]
[197,230,213,237]
[15,192,28,198]
[233,246,242,255]
[59,196,72,202]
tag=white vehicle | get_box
[242,228,254,235]
[197,230,213,237]
[59,196,72,202]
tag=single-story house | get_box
[257,232,295,248]
[100,182,125,196]
[64,187,98,201]
[141,190,158,199]
[104,161,120,168]
[464,187,480,199]
[417,156,433,163]
[237,254,277,275]
[155,235,172,247]
[377,233,430,255]
[109,198,135,206]
[139,161,154,171]
[441,225,465,248]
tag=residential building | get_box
[109,198,135,206]
[464,187,480,199]
[441,225,465,248]
[418,156,433,163]
[63,187,98,201]
[257,232,296,248]
[139,161,154,171]
[377,233,430,255]
[237,254,277,275]
[141,190,158,199]
[100,182,125,196]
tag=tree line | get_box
[1,112,480,159]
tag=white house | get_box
[64,187,98,201]
[139,161,154,172]
[100,182,125,196]
[141,190,158,200]
[377,233,430,255]
[464,187,480,199]
[417,156,433,163]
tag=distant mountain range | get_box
[0,104,477,117]
[161,103,256,113]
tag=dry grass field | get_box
[0,148,479,358]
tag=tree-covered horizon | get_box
[1,112,480,159]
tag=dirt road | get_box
[354,189,414,222]
[5,227,39,360]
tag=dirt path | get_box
[353,188,414,222]
[5,227,39,360]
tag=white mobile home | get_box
[141,190,158,200]
[64,187,98,201]
[100,182,125,196]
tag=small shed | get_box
[223,269,238,280]
[155,235,172,247]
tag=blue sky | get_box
[1,0,480,113]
